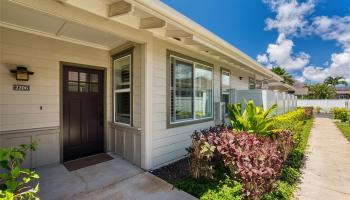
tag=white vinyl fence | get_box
[297,99,350,112]
[234,89,297,115]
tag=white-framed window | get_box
[169,54,214,125]
[113,53,132,125]
[221,69,231,114]
[256,80,262,89]
[249,77,256,89]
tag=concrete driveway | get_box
[36,154,196,200]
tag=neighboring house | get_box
[293,82,309,99]
[0,0,295,170]
[336,87,350,99]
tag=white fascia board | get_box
[130,0,282,81]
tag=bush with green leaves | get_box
[280,167,301,185]
[0,142,40,200]
[331,107,349,122]
[174,170,242,200]
[263,181,294,200]
[265,115,314,200]
[227,100,277,136]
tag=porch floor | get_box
[36,154,196,200]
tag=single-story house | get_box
[336,87,350,99]
[0,0,295,170]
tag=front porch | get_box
[36,154,195,200]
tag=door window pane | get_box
[172,58,193,121]
[90,83,98,92]
[68,71,78,81]
[79,72,87,82]
[195,64,213,119]
[68,81,78,92]
[79,82,88,92]
[90,74,98,83]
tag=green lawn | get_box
[335,122,350,142]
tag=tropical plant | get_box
[324,76,348,87]
[187,128,218,179]
[0,142,40,200]
[271,67,295,86]
[227,100,277,136]
[214,130,293,199]
[307,83,336,99]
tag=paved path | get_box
[37,154,196,200]
[297,117,350,200]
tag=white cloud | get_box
[295,76,306,83]
[257,33,310,71]
[259,0,350,83]
[257,54,269,64]
[264,0,315,36]
[301,49,350,83]
[312,16,350,48]
[307,16,350,83]
[302,66,329,82]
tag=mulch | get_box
[150,158,190,183]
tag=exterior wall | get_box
[0,27,111,167]
[150,38,251,169]
[107,42,142,165]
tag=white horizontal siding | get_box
[0,27,110,131]
[150,38,250,169]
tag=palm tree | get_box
[307,83,336,99]
[324,76,348,87]
[271,67,295,85]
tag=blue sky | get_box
[161,0,350,84]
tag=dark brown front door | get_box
[63,65,104,162]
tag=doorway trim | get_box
[59,61,107,163]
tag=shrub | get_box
[0,142,39,200]
[304,107,313,119]
[187,129,217,179]
[175,175,242,200]
[331,107,348,122]
[273,108,305,137]
[280,167,301,185]
[201,176,242,200]
[227,100,277,136]
[263,181,294,200]
[214,130,293,199]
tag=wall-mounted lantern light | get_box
[10,66,34,81]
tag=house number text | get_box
[13,84,30,91]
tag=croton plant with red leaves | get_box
[188,127,293,199]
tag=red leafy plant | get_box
[212,129,293,199]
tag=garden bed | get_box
[152,104,314,200]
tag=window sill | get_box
[167,117,214,129]
[109,122,141,131]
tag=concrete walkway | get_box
[297,117,350,200]
[36,154,196,200]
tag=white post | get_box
[141,39,153,170]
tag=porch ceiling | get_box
[55,0,283,81]
[0,0,128,50]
